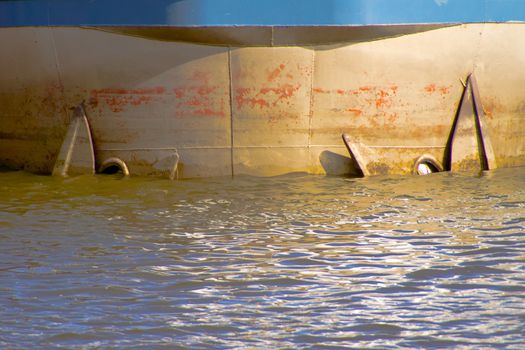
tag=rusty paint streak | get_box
[390,85,398,94]
[91,81,225,117]
[173,88,185,98]
[313,87,328,94]
[483,97,504,120]
[313,85,400,120]
[439,86,450,95]
[313,86,397,103]
[424,84,452,96]
[92,87,166,95]
[235,84,300,110]
[375,90,390,108]
[424,84,436,93]
[257,84,299,104]
[235,87,270,109]
[186,97,202,107]
[267,64,286,82]
[174,85,225,117]
[346,108,363,116]
[91,87,166,113]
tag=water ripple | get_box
[1,168,525,348]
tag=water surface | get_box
[1,168,525,349]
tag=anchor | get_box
[444,74,497,172]
[342,73,497,176]
[53,103,180,179]
[52,104,95,177]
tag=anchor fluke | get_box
[446,74,497,172]
[342,133,373,177]
[52,105,95,177]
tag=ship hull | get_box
[1,24,525,177]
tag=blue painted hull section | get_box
[1,0,525,27]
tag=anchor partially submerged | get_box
[342,74,497,177]
[53,104,180,179]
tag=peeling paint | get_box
[234,84,301,110]
[235,87,270,109]
[313,85,398,121]
[424,83,452,96]
[375,89,390,108]
[90,87,166,113]
[90,82,226,118]
[267,63,286,82]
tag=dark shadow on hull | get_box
[100,24,454,47]
[319,150,360,177]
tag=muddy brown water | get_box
[1,168,524,349]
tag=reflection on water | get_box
[1,168,525,349]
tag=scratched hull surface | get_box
[1,24,525,178]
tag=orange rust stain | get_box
[311,85,402,118]
[197,86,217,96]
[424,84,437,93]
[175,108,225,118]
[375,90,390,108]
[174,85,225,117]
[425,84,437,93]
[192,108,225,117]
[346,108,363,116]
[483,97,505,120]
[257,84,299,103]
[91,84,225,117]
[439,86,450,95]
[267,64,286,82]
[235,83,300,110]
[425,83,452,96]
[235,87,270,109]
[129,95,154,106]
[173,88,185,98]
[172,86,217,98]
[313,87,328,94]
[186,97,202,107]
[90,87,167,113]
[484,109,493,120]
[390,85,398,94]
[92,87,166,95]
[108,97,125,113]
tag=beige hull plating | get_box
[1,24,525,178]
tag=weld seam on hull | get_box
[97,145,441,152]
[99,147,180,151]
[367,145,446,149]
[307,50,316,149]
[98,146,342,151]
[227,47,235,177]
